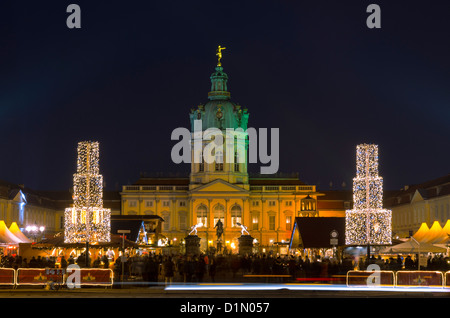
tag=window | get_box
[199,154,204,172]
[252,215,259,230]
[285,201,292,206]
[197,205,207,226]
[252,201,259,207]
[301,195,316,211]
[215,151,223,171]
[214,204,225,226]
[128,200,137,207]
[179,201,186,207]
[145,200,153,207]
[268,201,276,206]
[234,152,239,172]
[162,212,170,231]
[231,205,242,227]
[179,212,187,230]
[163,201,170,207]
[269,215,276,231]
[286,216,292,231]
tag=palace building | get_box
[120,50,325,252]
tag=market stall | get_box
[21,232,139,268]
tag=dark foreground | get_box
[0,283,447,317]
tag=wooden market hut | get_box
[289,217,346,258]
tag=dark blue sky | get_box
[0,0,449,192]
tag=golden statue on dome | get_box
[216,45,226,67]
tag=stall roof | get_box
[289,217,345,249]
[380,240,447,254]
[111,220,145,243]
[0,220,23,244]
[412,220,450,244]
[412,222,430,242]
[9,222,31,243]
[34,232,139,248]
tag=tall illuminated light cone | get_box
[64,141,111,243]
[345,144,392,246]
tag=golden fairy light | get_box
[345,144,392,245]
[64,141,111,243]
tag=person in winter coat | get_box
[163,256,174,285]
[183,256,195,282]
[195,256,206,282]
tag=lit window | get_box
[252,215,259,230]
[269,215,275,231]
[231,205,242,227]
[286,216,292,231]
[197,205,207,226]
[214,204,225,226]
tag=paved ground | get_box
[0,284,447,317]
[0,283,449,298]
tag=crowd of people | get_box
[359,254,450,272]
[0,253,110,270]
[1,251,449,285]
[111,252,450,284]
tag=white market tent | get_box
[423,221,445,244]
[8,222,31,243]
[382,220,450,255]
[434,220,450,244]
[0,220,23,244]
[380,240,446,254]
[414,220,450,245]
[412,222,430,242]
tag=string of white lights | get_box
[64,141,111,243]
[345,144,392,245]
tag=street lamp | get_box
[26,224,45,242]
[118,229,130,287]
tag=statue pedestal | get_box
[185,235,201,256]
[238,235,254,255]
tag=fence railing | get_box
[0,268,113,287]
[347,270,450,288]
[123,185,314,193]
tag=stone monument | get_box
[236,222,254,255]
[185,223,202,256]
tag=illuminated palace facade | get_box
[120,57,328,252]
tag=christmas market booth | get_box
[289,217,345,260]
[0,221,31,258]
[110,215,165,250]
[19,232,139,268]
[379,220,450,267]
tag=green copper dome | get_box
[190,65,249,132]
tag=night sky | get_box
[1,1,449,193]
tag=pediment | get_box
[411,189,426,203]
[190,179,248,194]
[10,189,27,204]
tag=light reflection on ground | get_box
[165,283,450,293]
